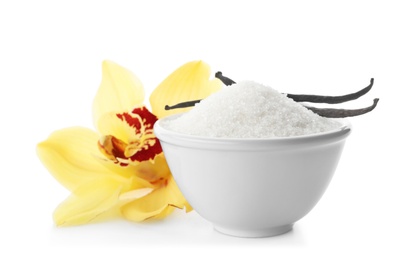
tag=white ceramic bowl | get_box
[154,115,351,238]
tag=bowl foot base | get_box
[214,224,293,238]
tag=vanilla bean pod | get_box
[286,78,374,104]
[165,99,201,110]
[305,98,379,118]
[165,72,379,118]
[215,71,236,86]
[216,72,374,104]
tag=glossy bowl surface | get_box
[154,114,351,237]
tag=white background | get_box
[1,0,418,259]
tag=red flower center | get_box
[98,106,162,165]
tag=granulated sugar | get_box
[163,81,342,138]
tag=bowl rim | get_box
[154,114,351,150]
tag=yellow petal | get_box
[152,206,175,220]
[93,60,145,129]
[93,153,169,187]
[53,177,123,226]
[96,112,136,144]
[134,153,171,182]
[119,188,153,201]
[149,60,222,118]
[37,127,110,191]
[121,175,190,221]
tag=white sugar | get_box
[163,81,342,138]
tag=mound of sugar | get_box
[163,81,342,138]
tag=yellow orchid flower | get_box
[37,60,221,226]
